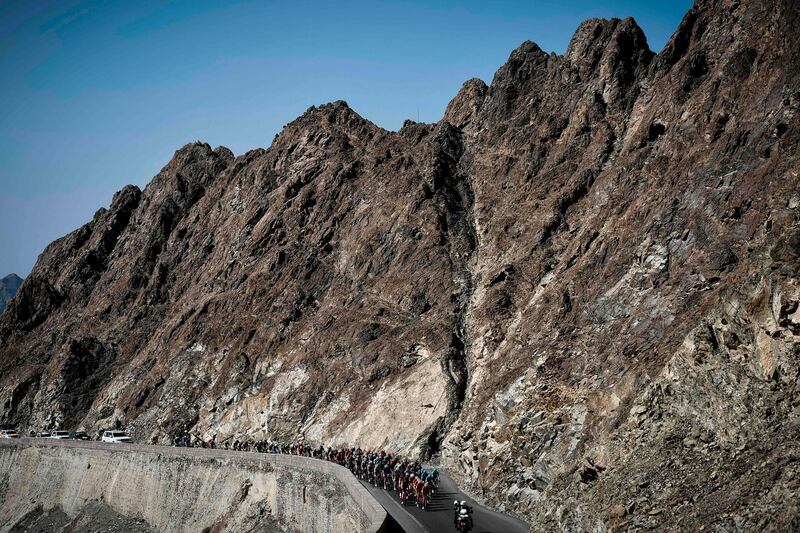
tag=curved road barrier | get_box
[0,439,389,533]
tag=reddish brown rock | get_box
[1,0,799,530]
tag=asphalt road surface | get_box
[360,471,530,533]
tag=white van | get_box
[101,430,132,443]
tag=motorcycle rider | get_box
[453,500,474,529]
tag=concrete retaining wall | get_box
[0,440,388,533]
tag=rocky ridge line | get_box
[1,1,799,530]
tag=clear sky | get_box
[0,0,692,277]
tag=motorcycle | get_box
[456,514,472,532]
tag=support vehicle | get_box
[101,430,132,443]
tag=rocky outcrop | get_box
[1,0,799,530]
[0,274,22,314]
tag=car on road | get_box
[0,429,20,439]
[69,431,91,441]
[101,430,132,443]
[36,431,51,438]
[47,431,71,440]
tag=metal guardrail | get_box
[0,438,390,533]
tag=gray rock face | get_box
[1,0,799,530]
[0,274,23,314]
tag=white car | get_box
[101,431,132,443]
[0,429,20,439]
[47,430,71,440]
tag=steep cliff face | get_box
[442,1,800,530]
[0,104,466,455]
[1,0,799,530]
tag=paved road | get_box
[359,471,530,533]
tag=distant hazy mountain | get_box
[0,273,23,313]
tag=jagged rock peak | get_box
[565,17,651,64]
[657,0,799,72]
[443,78,488,129]
[562,17,654,110]
[147,141,232,201]
[110,184,142,211]
[274,99,383,151]
[398,119,435,143]
[481,39,551,116]
[213,145,234,162]
[163,141,235,170]
[299,100,368,126]
[171,141,217,159]
[509,39,547,59]
[495,40,551,80]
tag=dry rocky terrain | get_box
[8,502,156,533]
[1,0,799,530]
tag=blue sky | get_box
[0,0,692,277]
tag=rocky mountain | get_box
[0,274,23,314]
[1,0,799,530]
